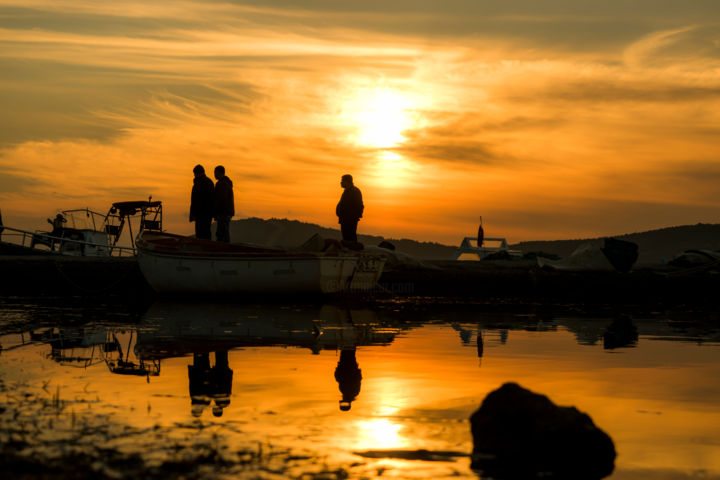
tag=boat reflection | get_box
[104,330,161,378]
[128,302,407,416]
[24,327,108,368]
[134,303,399,356]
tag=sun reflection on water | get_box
[354,417,408,450]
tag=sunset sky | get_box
[2,1,720,244]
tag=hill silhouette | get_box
[228,218,720,264]
[228,217,458,259]
[511,223,720,265]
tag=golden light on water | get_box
[354,418,407,449]
[3,313,720,477]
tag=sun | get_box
[341,87,415,148]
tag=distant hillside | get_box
[229,218,720,264]
[228,217,458,260]
[511,223,720,265]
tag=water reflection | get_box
[1,300,720,480]
[335,348,361,411]
[188,351,232,417]
[130,302,406,417]
[105,331,160,378]
[603,317,639,350]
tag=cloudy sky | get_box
[1,0,720,243]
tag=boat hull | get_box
[136,231,385,294]
[139,249,370,294]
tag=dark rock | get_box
[470,382,615,479]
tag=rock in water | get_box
[470,383,615,479]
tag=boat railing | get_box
[452,236,522,260]
[0,226,137,257]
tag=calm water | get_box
[1,299,719,479]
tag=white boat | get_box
[136,231,386,294]
[0,200,163,257]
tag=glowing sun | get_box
[342,87,415,148]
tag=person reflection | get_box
[188,353,212,417]
[188,350,233,417]
[334,348,362,411]
[210,350,233,417]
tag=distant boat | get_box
[0,200,162,257]
[136,231,386,294]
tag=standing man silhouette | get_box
[336,174,364,242]
[213,165,235,243]
[189,165,214,240]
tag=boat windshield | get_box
[61,208,107,231]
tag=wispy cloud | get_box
[2,1,720,241]
[623,25,698,68]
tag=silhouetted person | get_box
[190,165,214,240]
[42,213,67,251]
[213,165,234,243]
[0,209,3,239]
[209,350,233,417]
[336,174,363,242]
[188,353,212,417]
[334,348,362,411]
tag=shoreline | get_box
[1,254,719,308]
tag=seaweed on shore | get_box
[0,378,350,480]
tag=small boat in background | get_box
[0,200,162,257]
[136,231,386,294]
